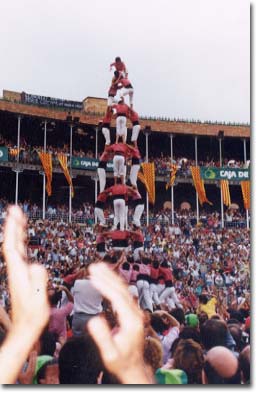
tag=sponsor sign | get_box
[200,167,250,181]
[72,157,113,171]
[21,92,83,110]
[0,147,8,162]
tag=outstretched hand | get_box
[88,263,153,384]
[0,206,50,384]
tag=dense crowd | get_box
[1,134,249,176]
[0,203,250,384]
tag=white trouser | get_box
[97,168,106,193]
[128,284,139,299]
[125,205,128,229]
[116,116,127,139]
[136,280,153,312]
[108,96,116,106]
[94,207,106,226]
[97,251,106,259]
[149,283,161,306]
[121,88,134,106]
[131,124,141,142]
[159,286,182,309]
[133,204,145,227]
[113,155,125,177]
[102,127,111,145]
[133,246,144,261]
[113,198,126,231]
[130,164,140,187]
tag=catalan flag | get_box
[38,152,53,196]
[220,180,231,207]
[166,164,178,190]
[58,153,74,198]
[190,166,212,206]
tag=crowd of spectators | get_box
[0,204,250,384]
[1,134,249,177]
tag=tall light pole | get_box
[42,120,47,220]
[15,115,21,205]
[194,136,199,224]
[69,123,73,223]
[243,138,249,229]
[170,134,175,225]
[218,131,224,228]
[145,129,150,227]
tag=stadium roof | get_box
[0,90,250,138]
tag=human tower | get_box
[94,57,146,261]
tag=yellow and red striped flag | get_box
[138,162,155,204]
[166,164,178,190]
[190,166,212,206]
[38,152,53,196]
[220,180,231,207]
[58,153,74,198]
[241,181,250,210]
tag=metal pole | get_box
[15,116,21,205]
[145,132,149,227]
[95,127,98,159]
[194,136,199,224]
[219,138,224,228]
[42,120,47,220]
[170,134,174,225]
[69,124,73,223]
[243,139,249,229]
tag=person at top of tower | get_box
[110,57,128,77]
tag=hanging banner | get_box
[21,92,83,110]
[58,154,74,198]
[220,180,231,207]
[38,152,53,196]
[71,157,114,172]
[190,166,212,206]
[0,147,8,161]
[241,181,250,210]
[138,163,155,204]
[200,167,250,181]
[166,164,178,190]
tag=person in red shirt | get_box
[112,97,130,143]
[103,229,131,251]
[99,107,113,146]
[129,146,141,187]
[158,261,183,310]
[118,76,134,108]
[97,149,112,193]
[107,71,121,107]
[130,228,144,261]
[105,142,138,184]
[104,183,134,231]
[96,230,106,259]
[94,190,109,227]
[128,108,141,147]
[149,260,161,307]
[110,57,128,77]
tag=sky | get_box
[0,0,250,123]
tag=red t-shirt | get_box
[111,61,126,72]
[113,103,129,115]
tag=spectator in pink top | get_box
[48,285,74,345]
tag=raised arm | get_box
[0,206,50,384]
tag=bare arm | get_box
[0,206,50,384]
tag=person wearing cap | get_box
[185,313,199,329]
[112,98,130,143]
